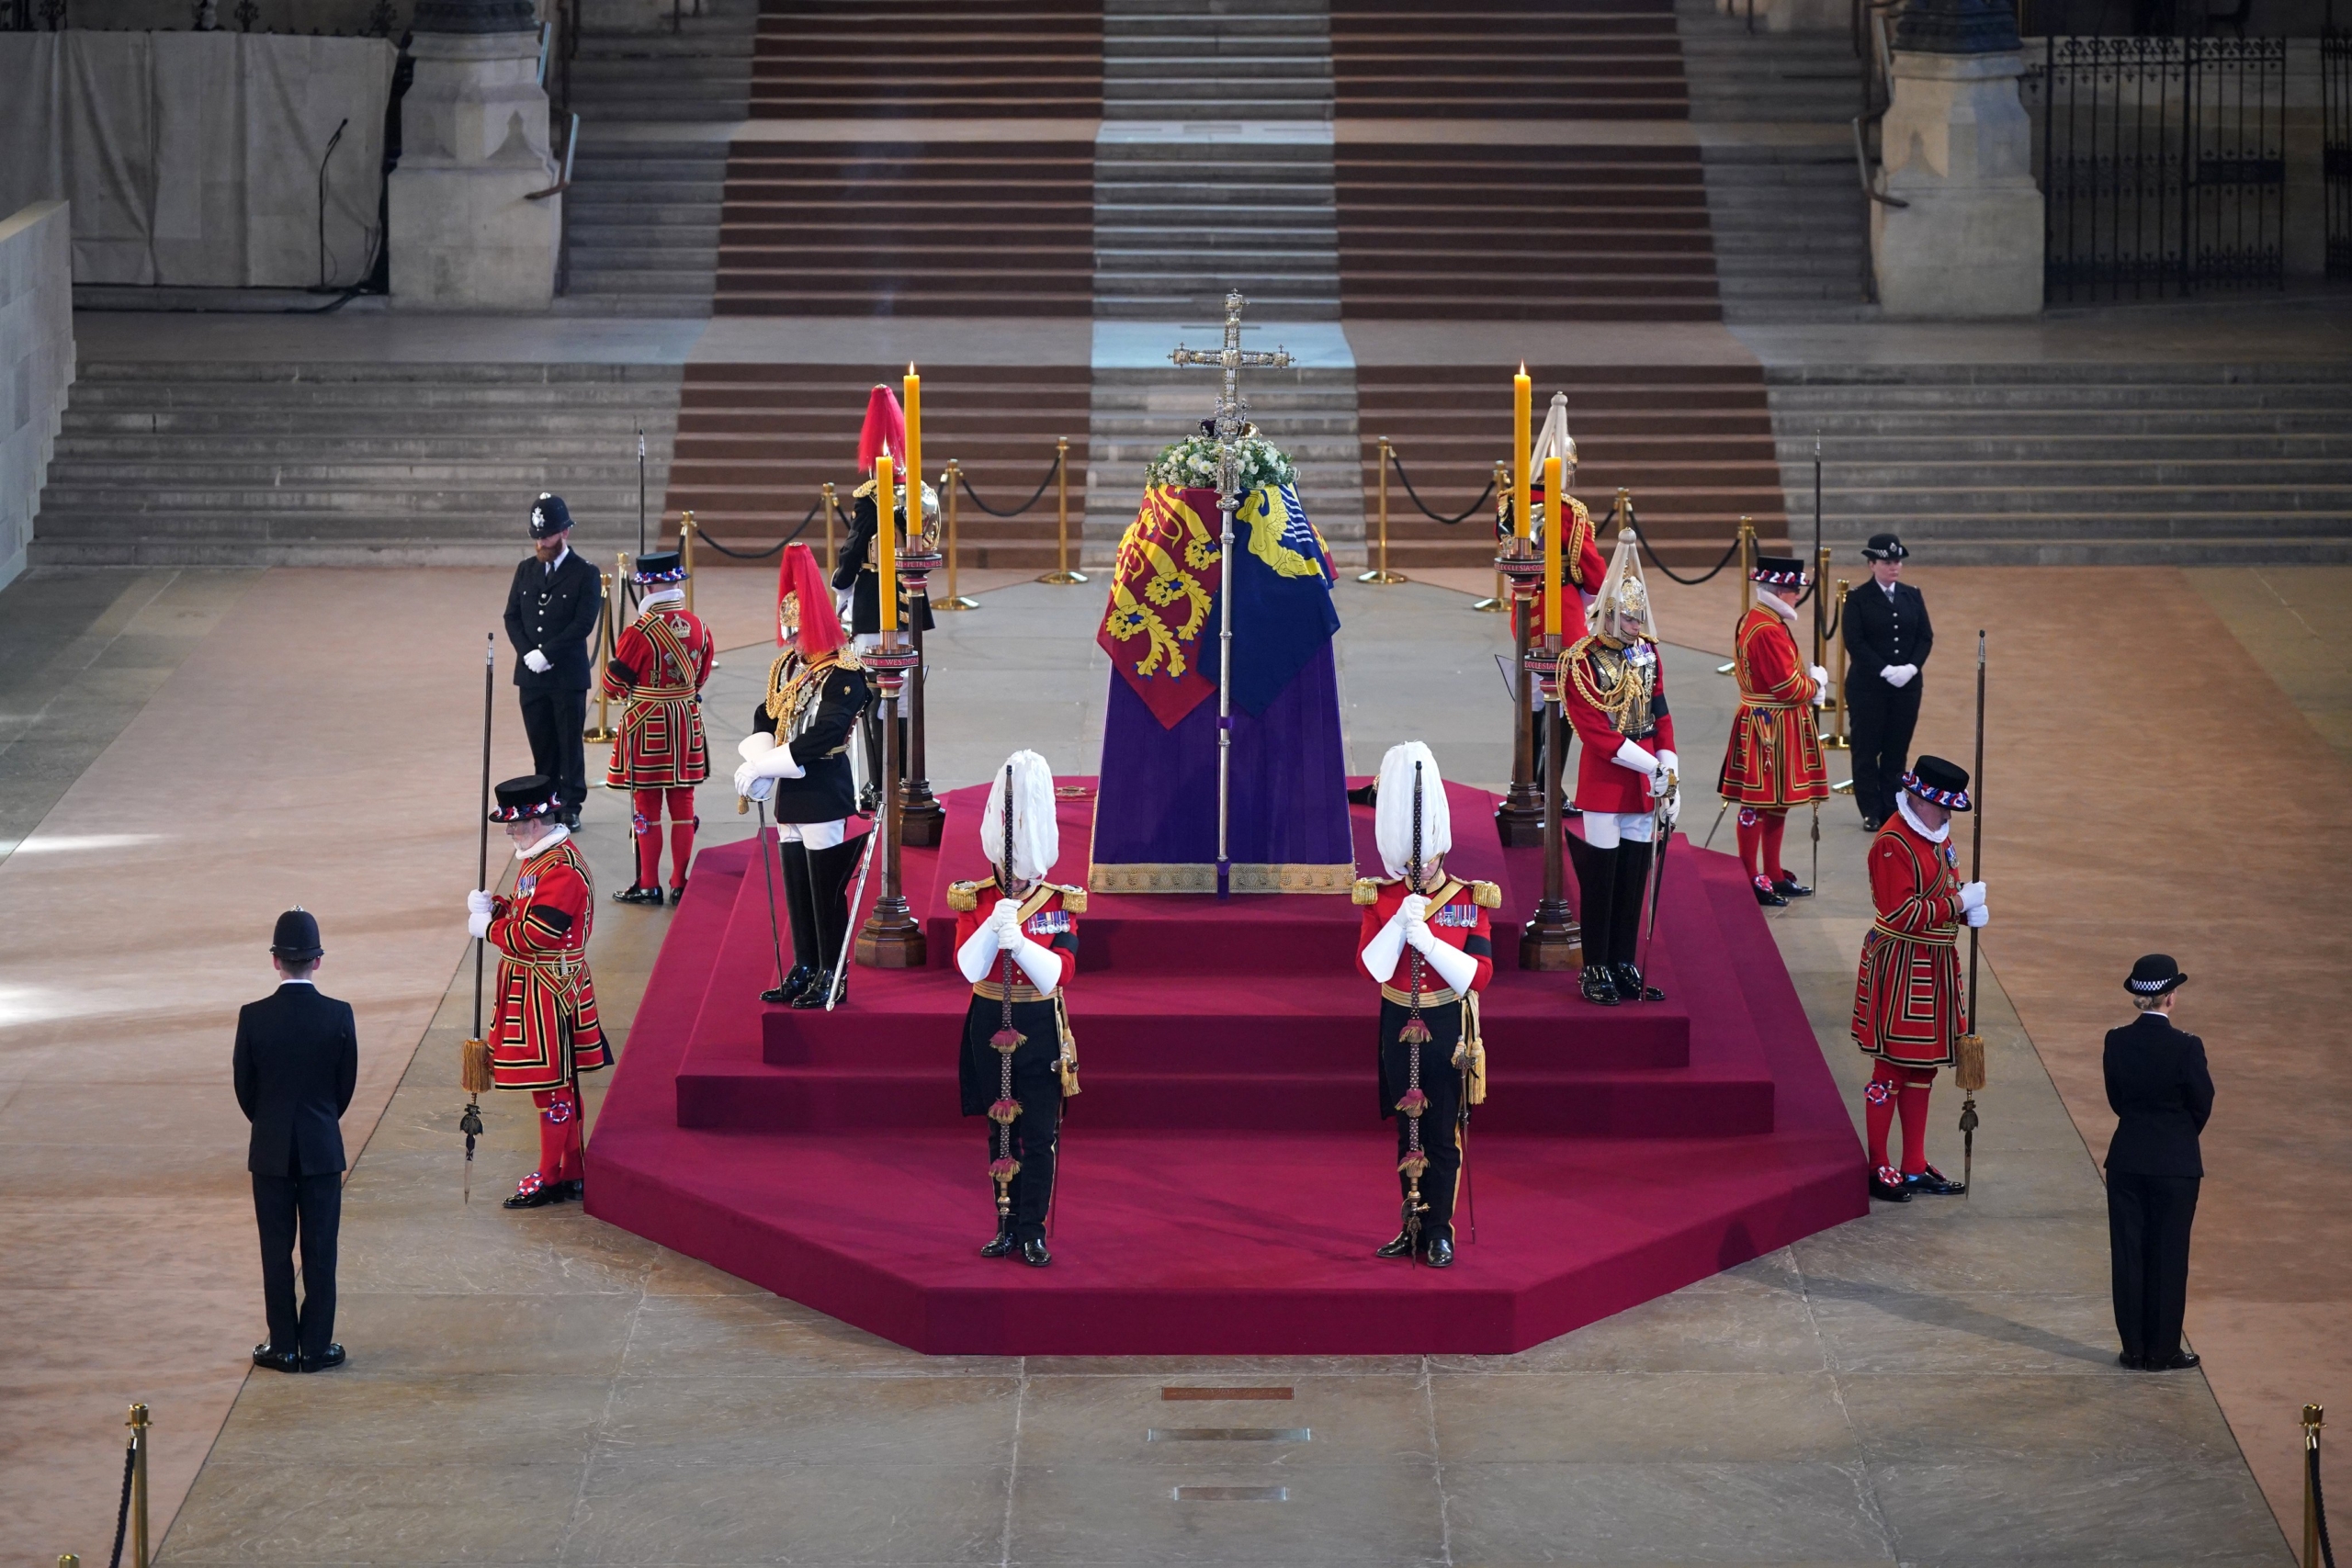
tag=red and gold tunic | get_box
[1717,604,1828,807]
[486,834,609,1090]
[948,878,1083,1117]
[1850,810,1965,1067]
[1507,492,1610,647]
[1354,873,1499,1115]
[602,606,714,789]
[1352,875,1498,1002]
[1562,635,1676,817]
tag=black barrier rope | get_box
[106,1437,135,1568]
[1385,448,1497,527]
[2317,1432,2339,1568]
[1634,526,1746,588]
[957,454,1064,519]
[686,496,823,561]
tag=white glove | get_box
[731,759,764,797]
[989,898,1025,934]
[1417,932,1480,995]
[1657,749,1678,780]
[1958,881,1986,913]
[1662,790,1682,832]
[467,888,494,916]
[1882,663,1917,689]
[467,909,492,940]
[737,731,776,762]
[524,649,552,674]
[1403,912,1437,955]
[1809,665,1830,705]
[732,748,804,798]
[1612,738,1660,775]
[1398,893,1430,925]
[1964,902,1990,929]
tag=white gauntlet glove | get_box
[737,732,775,761]
[524,649,552,675]
[732,745,804,797]
[1810,665,1830,705]
[1613,738,1661,776]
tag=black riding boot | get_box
[796,832,868,1009]
[764,839,819,1004]
[1611,838,1663,1000]
[1566,830,1620,1005]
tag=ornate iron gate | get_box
[2327,31,2352,280]
[2029,35,2286,302]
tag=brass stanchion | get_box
[583,568,618,742]
[1039,436,1087,584]
[1717,516,1758,675]
[2305,1404,2326,1568]
[822,482,838,576]
[678,512,695,615]
[1472,457,1510,613]
[1358,435,1406,584]
[933,458,978,611]
[128,1402,150,1568]
[60,1555,79,1567]
[1826,577,1852,753]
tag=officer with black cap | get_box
[2105,954,2213,1371]
[503,493,605,829]
[1839,533,1934,831]
[233,908,357,1374]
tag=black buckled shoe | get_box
[1579,964,1622,1006]
[762,964,816,1007]
[613,885,666,907]
[1612,962,1664,1002]
[561,809,582,831]
[300,1343,346,1373]
[1860,815,1883,832]
[1772,875,1814,898]
[2149,1350,2200,1371]
[980,1224,1017,1258]
[1021,1237,1052,1268]
[503,1173,564,1210]
[1375,1231,1417,1259]
[1423,1235,1455,1269]
[1905,1165,1967,1197]
[1869,1165,1913,1202]
[2117,1351,2144,1371]
[253,1342,300,1373]
[792,969,840,1010]
[670,880,688,906]
[1752,875,1789,908]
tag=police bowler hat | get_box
[2126,953,2188,998]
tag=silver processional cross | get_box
[1170,289,1293,899]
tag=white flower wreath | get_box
[1145,428,1297,494]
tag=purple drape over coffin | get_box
[1093,640,1354,874]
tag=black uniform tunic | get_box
[833,489,937,637]
[748,653,872,825]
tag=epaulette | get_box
[1351,875,1396,907]
[1051,883,1088,915]
[852,477,878,501]
[1468,880,1502,909]
[945,880,981,913]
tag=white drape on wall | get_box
[0,32,395,288]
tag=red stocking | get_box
[1736,807,1765,885]
[666,787,698,891]
[1863,1060,1902,1182]
[531,1087,582,1185]
[630,788,664,889]
[1896,1069,1937,1176]
[1761,809,1790,882]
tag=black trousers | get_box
[982,1074,1061,1244]
[254,1171,341,1361]
[519,685,590,809]
[1379,998,1464,1246]
[2108,1171,2199,1363]
[1847,676,1922,826]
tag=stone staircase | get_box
[749,0,1104,118]
[1331,0,1690,119]
[557,0,759,317]
[1102,0,1333,121]
[1769,364,2352,562]
[1084,367,1364,564]
[1675,0,1860,122]
[29,362,680,566]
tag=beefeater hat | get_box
[631,549,687,584]
[489,774,563,821]
[857,384,906,476]
[774,542,846,658]
[1902,755,1973,811]
[1750,552,1808,589]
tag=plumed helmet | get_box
[1594,527,1654,644]
[774,543,845,657]
[981,750,1060,884]
[858,385,907,475]
[1529,391,1578,477]
[1373,741,1451,883]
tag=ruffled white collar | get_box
[515,825,571,861]
[1896,795,1949,843]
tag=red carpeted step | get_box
[1332,0,1691,121]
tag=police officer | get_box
[503,494,605,829]
[1840,533,1933,832]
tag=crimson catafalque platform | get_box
[585,780,1865,1356]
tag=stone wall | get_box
[0,201,74,592]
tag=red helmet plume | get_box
[857,384,906,475]
[775,543,845,658]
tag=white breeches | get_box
[1580,810,1655,849]
[781,819,847,850]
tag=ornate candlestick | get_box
[895,547,945,848]
[854,631,928,968]
[1518,635,1583,971]
[1494,542,1547,847]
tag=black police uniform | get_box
[2103,1011,2213,1368]
[1840,576,1933,828]
[504,529,605,816]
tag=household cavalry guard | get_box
[733,544,874,1009]
[602,549,715,907]
[1718,552,1831,907]
[1502,392,1611,653]
[1354,742,1497,1269]
[947,750,1082,1268]
[1560,530,1679,1007]
[1851,756,1988,1202]
[465,774,610,1210]
[831,384,937,807]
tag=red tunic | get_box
[1850,811,1966,1067]
[485,835,609,1090]
[1717,605,1828,807]
[1562,637,1676,817]
[948,882,1083,997]
[1507,491,1610,647]
[1353,876,1497,1000]
[602,606,714,789]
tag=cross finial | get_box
[1169,291,1295,506]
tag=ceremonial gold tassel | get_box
[1954,1032,1987,1093]
[459,1037,495,1095]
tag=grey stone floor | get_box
[148,580,2290,1566]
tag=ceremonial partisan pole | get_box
[1957,630,1989,1196]
[1170,291,1291,900]
[458,635,494,1203]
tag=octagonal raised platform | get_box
[585,780,1865,1356]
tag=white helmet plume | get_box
[1594,525,1655,644]
[1374,741,1451,882]
[980,750,1059,884]
[1529,390,1577,475]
